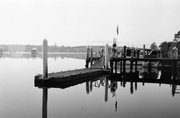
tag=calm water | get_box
[1,53,180,118]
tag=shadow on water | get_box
[37,67,180,118]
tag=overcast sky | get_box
[0,0,180,48]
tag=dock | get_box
[35,67,109,88]
[35,40,180,89]
[110,57,180,74]
[35,41,109,88]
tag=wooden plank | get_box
[35,68,109,88]
[111,57,180,62]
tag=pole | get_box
[143,45,145,58]
[105,44,109,69]
[85,46,90,68]
[43,39,48,78]
[90,47,93,66]
[123,46,126,73]
[42,39,48,118]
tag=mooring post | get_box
[123,46,126,73]
[85,46,90,68]
[115,61,117,74]
[105,44,109,69]
[130,47,134,74]
[135,49,138,71]
[130,59,133,74]
[143,45,145,58]
[90,47,93,66]
[101,48,104,67]
[120,59,122,73]
[42,39,48,118]
[43,39,48,78]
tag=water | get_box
[1,53,180,118]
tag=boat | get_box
[142,50,160,68]
[31,48,38,56]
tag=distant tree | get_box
[159,41,174,57]
[150,42,158,50]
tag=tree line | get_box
[159,41,180,58]
[0,44,104,53]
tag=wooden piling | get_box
[135,49,138,71]
[123,46,126,73]
[120,60,122,73]
[85,46,90,68]
[110,60,113,74]
[105,44,109,70]
[130,59,133,74]
[143,45,145,58]
[90,47,93,66]
[43,39,48,78]
[42,39,48,118]
[115,61,117,74]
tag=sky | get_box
[0,0,180,48]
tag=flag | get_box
[116,25,119,35]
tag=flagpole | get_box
[116,25,119,46]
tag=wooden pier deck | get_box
[35,58,109,88]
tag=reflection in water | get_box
[42,88,48,118]
[39,68,180,117]
[105,78,108,102]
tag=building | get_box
[174,31,180,42]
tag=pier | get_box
[35,40,109,88]
[35,40,180,88]
[34,39,180,118]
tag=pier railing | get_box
[110,57,180,75]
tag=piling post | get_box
[143,45,145,58]
[105,44,109,69]
[130,59,133,74]
[101,48,104,67]
[42,39,48,118]
[90,47,93,66]
[115,61,117,74]
[130,47,134,74]
[135,49,138,71]
[85,46,90,68]
[120,59,122,73]
[43,39,48,78]
[123,46,126,73]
